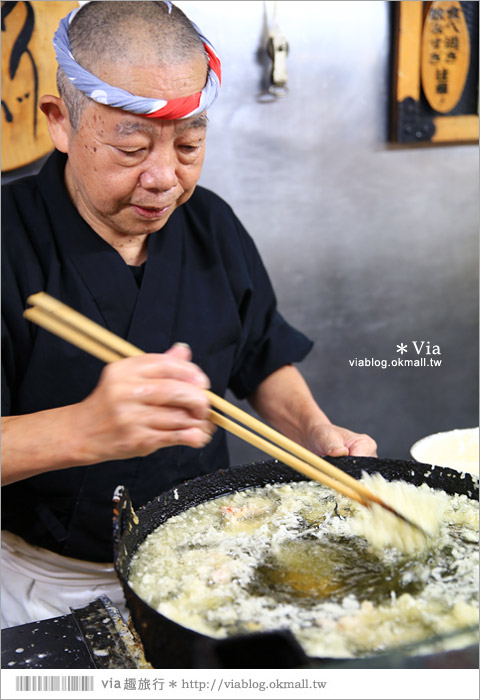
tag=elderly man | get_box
[1,1,376,628]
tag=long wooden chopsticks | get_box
[23,292,426,533]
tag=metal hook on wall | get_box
[265,1,289,97]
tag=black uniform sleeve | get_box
[227,216,313,399]
[1,179,44,417]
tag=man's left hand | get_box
[307,423,377,458]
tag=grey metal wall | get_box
[179,0,479,463]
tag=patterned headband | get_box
[52,2,221,120]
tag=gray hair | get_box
[56,1,208,130]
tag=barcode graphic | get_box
[15,676,94,692]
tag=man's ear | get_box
[39,95,73,153]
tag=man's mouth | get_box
[131,203,171,219]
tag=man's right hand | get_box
[77,343,214,462]
[1,344,214,485]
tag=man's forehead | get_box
[114,113,208,135]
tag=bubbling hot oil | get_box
[252,535,431,605]
[128,477,479,658]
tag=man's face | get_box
[63,57,208,246]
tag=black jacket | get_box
[1,150,312,561]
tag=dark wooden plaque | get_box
[390,1,479,145]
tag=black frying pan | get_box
[112,457,479,669]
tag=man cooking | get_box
[1,1,377,628]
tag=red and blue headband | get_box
[53,2,221,120]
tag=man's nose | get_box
[139,154,178,192]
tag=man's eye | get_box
[179,144,200,154]
[115,147,145,156]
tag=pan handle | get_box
[112,484,136,543]
[112,484,140,578]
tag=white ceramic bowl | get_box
[410,427,479,476]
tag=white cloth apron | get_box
[1,530,128,629]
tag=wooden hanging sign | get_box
[390,1,479,145]
[421,1,470,114]
[1,1,79,172]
